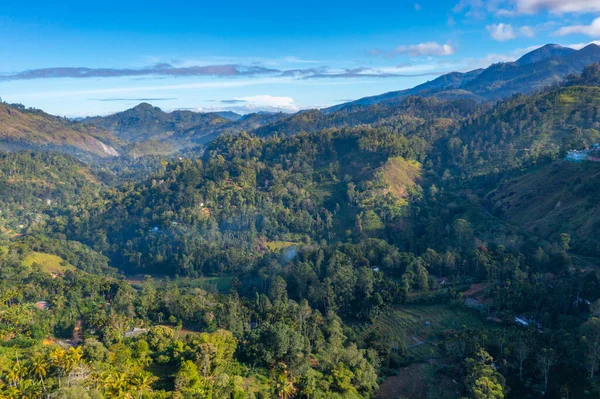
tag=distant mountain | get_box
[515,43,576,66]
[0,102,121,158]
[83,104,289,149]
[83,103,231,142]
[331,44,600,110]
[326,69,484,112]
[172,111,289,145]
[215,111,242,121]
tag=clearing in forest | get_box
[379,157,422,204]
[21,251,76,275]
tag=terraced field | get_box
[362,304,484,361]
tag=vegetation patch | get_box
[379,157,422,204]
[21,251,76,275]
[265,240,300,251]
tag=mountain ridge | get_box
[329,43,600,111]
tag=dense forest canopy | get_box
[0,62,600,399]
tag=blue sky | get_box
[1,0,600,116]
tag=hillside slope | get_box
[487,161,600,256]
[254,96,480,137]
[0,103,122,158]
[0,151,105,233]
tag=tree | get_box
[50,348,67,387]
[581,318,600,380]
[453,218,473,252]
[270,276,288,304]
[130,371,157,398]
[464,348,506,399]
[516,336,529,381]
[331,362,358,395]
[274,364,296,399]
[174,360,201,392]
[537,348,554,395]
[559,233,571,252]
[29,353,48,391]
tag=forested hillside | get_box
[0,61,600,399]
[437,85,600,176]
[487,161,600,256]
[0,152,105,234]
[253,97,480,137]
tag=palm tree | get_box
[6,362,25,388]
[29,354,48,391]
[63,347,83,374]
[17,379,43,399]
[50,347,66,387]
[130,371,157,399]
[0,386,20,399]
[103,370,128,397]
[275,367,296,399]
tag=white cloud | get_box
[457,0,600,17]
[520,26,535,37]
[235,95,299,112]
[414,3,422,11]
[393,42,455,56]
[556,17,600,36]
[514,0,600,14]
[487,23,535,41]
[283,56,320,64]
[487,23,516,41]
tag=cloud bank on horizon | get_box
[1,0,600,116]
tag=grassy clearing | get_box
[192,276,233,293]
[265,241,299,251]
[22,251,76,275]
[379,157,422,204]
